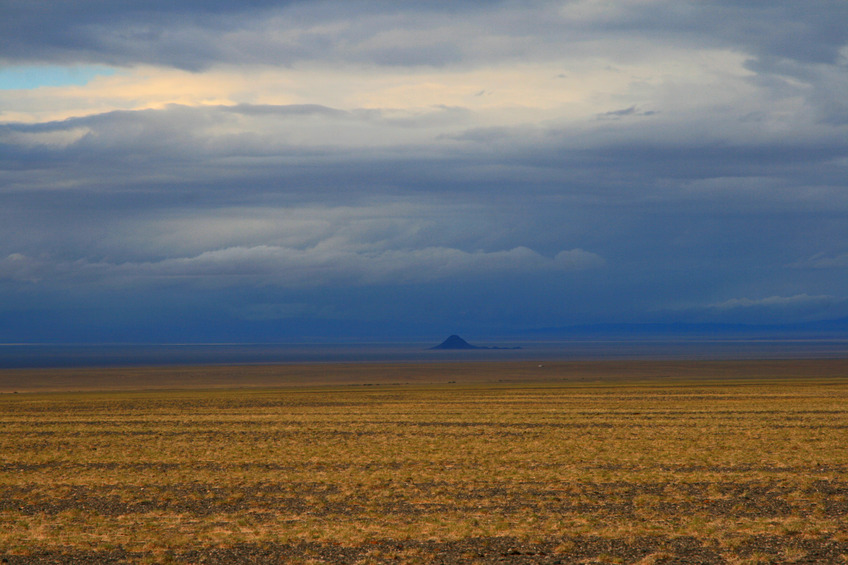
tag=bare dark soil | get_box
[3,478,848,519]
[4,534,848,564]
[3,475,848,563]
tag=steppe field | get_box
[1,360,848,564]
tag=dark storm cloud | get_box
[2,102,845,284]
[1,104,611,289]
[569,1,848,65]
[708,1,848,65]
[4,103,846,215]
[0,0,492,69]
[0,103,474,196]
[2,100,846,199]
[2,1,846,70]
[450,120,848,199]
[0,0,294,67]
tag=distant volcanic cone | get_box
[429,335,522,350]
[429,335,481,350]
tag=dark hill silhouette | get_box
[429,335,521,350]
[430,335,480,350]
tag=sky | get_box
[1,0,847,343]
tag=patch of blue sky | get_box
[0,65,117,90]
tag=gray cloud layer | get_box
[1,1,847,340]
[4,1,847,70]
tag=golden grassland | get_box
[1,360,848,563]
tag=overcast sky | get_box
[1,0,847,343]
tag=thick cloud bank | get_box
[1,1,846,341]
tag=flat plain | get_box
[1,360,848,564]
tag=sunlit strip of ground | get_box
[1,363,847,563]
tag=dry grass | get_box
[1,360,847,563]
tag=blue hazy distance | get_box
[1,340,846,369]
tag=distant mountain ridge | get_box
[523,318,848,339]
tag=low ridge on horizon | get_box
[430,335,479,350]
[429,335,522,351]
